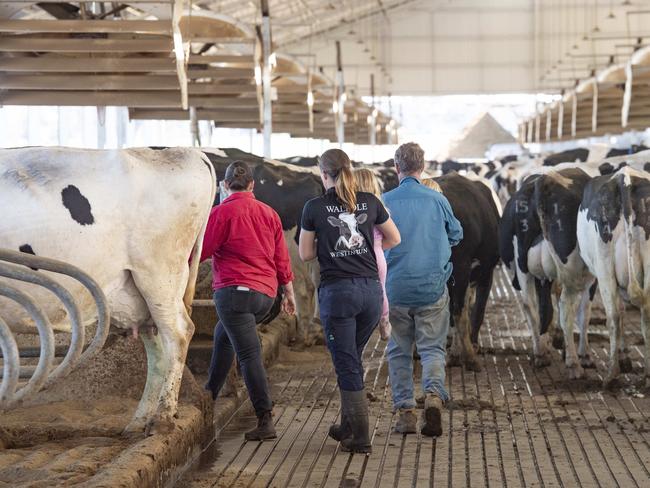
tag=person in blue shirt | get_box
[383,142,463,437]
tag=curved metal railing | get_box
[0,248,110,409]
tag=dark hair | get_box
[319,148,357,213]
[224,160,253,191]
[394,142,425,175]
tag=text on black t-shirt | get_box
[301,189,389,282]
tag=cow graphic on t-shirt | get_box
[327,213,367,251]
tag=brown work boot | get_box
[245,411,277,441]
[394,408,417,434]
[421,394,443,437]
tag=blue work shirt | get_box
[383,176,463,307]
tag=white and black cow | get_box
[499,168,598,377]
[328,213,367,251]
[0,147,216,433]
[577,166,650,386]
[433,172,501,371]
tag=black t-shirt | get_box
[301,188,390,283]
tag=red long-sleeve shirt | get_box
[200,192,294,297]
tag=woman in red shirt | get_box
[201,161,296,441]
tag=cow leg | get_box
[536,278,555,360]
[558,288,584,379]
[470,272,493,349]
[576,286,595,369]
[124,330,165,433]
[617,304,633,373]
[550,285,564,349]
[129,261,196,434]
[641,303,650,387]
[449,268,480,372]
[600,283,622,388]
[518,273,547,367]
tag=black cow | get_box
[281,155,319,167]
[433,172,500,371]
[604,144,649,158]
[499,168,597,376]
[543,148,589,166]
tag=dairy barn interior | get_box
[3,1,650,487]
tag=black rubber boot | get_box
[329,389,352,442]
[339,389,372,454]
[244,411,276,441]
[328,416,350,442]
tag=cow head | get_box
[327,213,367,250]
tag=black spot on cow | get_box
[605,144,649,158]
[148,146,167,151]
[543,148,589,166]
[627,175,650,239]
[534,169,592,263]
[501,154,518,164]
[500,175,542,273]
[18,244,38,271]
[644,162,650,172]
[599,163,615,175]
[581,175,621,243]
[589,280,598,300]
[61,185,94,225]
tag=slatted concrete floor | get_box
[178,266,650,488]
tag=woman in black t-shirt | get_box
[299,149,400,453]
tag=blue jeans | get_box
[387,288,450,409]
[319,277,383,391]
[205,286,274,416]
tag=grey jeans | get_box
[386,288,450,410]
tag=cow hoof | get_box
[580,355,596,369]
[552,334,564,350]
[567,365,584,380]
[122,419,147,436]
[145,415,176,436]
[464,357,482,372]
[447,354,462,368]
[619,357,633,374]
[603,376,621,390]
[532,355,551,368]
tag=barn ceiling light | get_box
[332,100,339,113]
[269,52,277,69]
[341,92,347,103]
[307,91,314,107]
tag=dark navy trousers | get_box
[205,286,274,416]
[318,277,383,391]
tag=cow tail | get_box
[619,169,644,305]
[183,153,217,311]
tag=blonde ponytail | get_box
[319,148,358,213]
[335,165,358,213]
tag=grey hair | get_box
[394,142,425,175]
